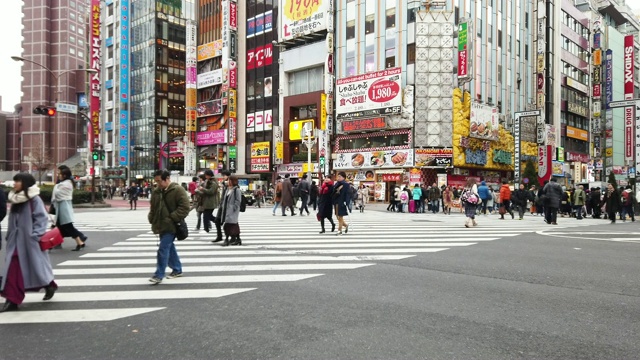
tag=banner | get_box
[196,129,227,146]
[605,49,613,107]
[197,40,222,61]
[197,69,223,89]
[247,44,273,70]
[90,0,102,152]
[414,149,453,167]
[196,100,223,117]
[458,20,469,79]
[624,35,635,161]
[336,67,402,119]
[333,149,414,170]
[250,141,271,172]
[279,0,329,41]
[470,102,499,141]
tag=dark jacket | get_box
[332,180,350,216]
[148,182,191,235]
[511,189,530,207]
[603,189,622,213]
[298,179,310,199]
[429,187,441,201]
[0,189,6,243]
[542,181,563,208]
[318,181,334,219]
[127,186,140,200]
[309,183,319,201]
[199,178,220,210]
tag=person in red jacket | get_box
[499,180,515,219]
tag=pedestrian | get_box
[511,184,530,220]
[309,181,319,211]
[542,178,563,225]
[198,169,221,241]
[589,187,602,218]
[399,186,409,213]
[52,165,88,251]
[536,184,546,216]
[1,173,57,312]
[357,184,368,212]
[219,175,242,246]
[387,186,397,212]
[298,174,311,216]
[412,184,423,213]
[253,187,263,208]
[333,172,350,235]
[486,188,495,214]
[498,180,514,220]
[148,169,190,284]
[272,176,282,215]
[213,170,231,241]
[193,174,206,231]
[573,185,587,220]
[442,186,453,214]
[477,181,490,215]
[602,183,622,224]
[281,174,296,216]
[621,185,636,222]
[529,185,538,215]
[318,176,336,233]
[188,177,198,202]
[461,178,480,227]
[395,186,403,212]
[428,183,441,214]
[127,181,140,210]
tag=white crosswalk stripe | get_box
[0,208,604,324]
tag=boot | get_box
[230,236,242,246]
[0,301,18,313]
[221,236,230,247]
[464,218,470,228]
[472,219,478,227]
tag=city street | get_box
[0,205,639,359]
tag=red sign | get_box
[538,145,552,183]
[229,1,237,30]
[593,84,601,98]
[368,79,400,103]
[247,44,273,70]
[342,118,386,132]
[565,151,590,163]
[326,53,334,74]
[89,0,102,151]
[458,51,468,78]
[624,35,635,100]
[229,61,237,89]
[625,106,634,158]
[537,73,544,90]
[382,174,402,182]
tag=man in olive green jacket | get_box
[148,170,191,284]
[572,185,586,220]
[198,169,220,235]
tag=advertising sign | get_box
[119,0,130,165]
[196,100,223,117]
[228,117,237,145]
[538,145,552,183]
[196,129,228,146]
[593,49,602,66]
[289,119,314,141]
[229,61,237,89]
[625,105,634,160]
[250,142,271,173]
[197,69,223,89]
[246,113,255,133]
[566,126,589,141]
[247,16,256,38]
[470,102,499,141]
[247,45,273,70]
[186,110,197,132]
[255,112,265,132]
[197,40,222,61]
[186,21,197,133]
[89,0,102,152]
[229,0,237,30]
[279,0,329,41]
[342,118,387,132]
[333,149,414,170]
[336,67,402,119]
[605,49,613,107]
[264,109,273,130]
[414,149,453,167]
[458,20,469,79]
[624,35,635,161]
[593,84,601,98]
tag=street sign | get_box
[609,100,636,108]
[56,103,78,114]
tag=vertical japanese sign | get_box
[624,35,635,161]
[457,20,469,80]
[186,21,197,132]
[119,0,130,166]
[90,0,101,152]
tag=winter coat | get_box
[221,186,242,225]
[309,183,319,201]
[318,181,334,219]
[477,182,490,200]
[281,179,295,207]
[412,187,422,201]
[148,182,191,235]
[0,189,6,242]
[573,188,586,206]
[394,187,402,202]
[198,178,220,210]
[298,179,310,199]
[499,184,512,203]
[429,187,441,201]
[511,189,530,207]
[542,181,563,208]
[443,189,453,206]
[51,179,75,225]
[604,189,622,213]
[1,196,54,291]
[589,190,601,207]
[127,186,140,200]
[275,182,283,202]
[332,180,350,216]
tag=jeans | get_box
[624,205,635,221]
[430,200,439,213]
[573,205,584,219]
[154,233,182,279]
[272,201,280,214]
[481,199,488,214]
[516,204,526,219]
[300,195,310,214]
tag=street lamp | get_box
[11,56,97,180]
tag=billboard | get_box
[247,44,274,70]
[470,102,499,141]
[196,129,227,146]
[119,0,130,165]
[458,20,470,79]
[414,149,453,167]
[90,0,102,152]
[624,35,635,161]
[196,100,223,117]
[280,0,330,41]
[605,49,613,107]
[250,142,271,173]
[336,67,402,119]
[186,21,197,132]
[197,69,223,89]
[197,40,223,61]
[333,149,414,170]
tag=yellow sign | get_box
[566,126,589,141]
[276,141,284,160]
[289,119,314,141]
[537,92,545,107]
[593,49,602,66]
[283,0,322,21]
[251,142,270,158]
[537,54,544,73]
[320,93,327,130]
[197,40,223,61]
[606,147,613,157]
[186,110,197,132]
[228,89,237,118]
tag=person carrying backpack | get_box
[332,172,350,235]
[220,175,243,246]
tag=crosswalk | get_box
[0,208,604,324]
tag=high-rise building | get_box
[8,0,92,176]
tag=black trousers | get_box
[546,207,558,224]
[202,209,214,232]
[57,222,86,241]
[300,195,310,214]
[196,211,203,229]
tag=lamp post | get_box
[302,122,316,181]
[11,56,97,180]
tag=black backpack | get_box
[234,188,247,212]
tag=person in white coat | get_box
[52,165,87,251]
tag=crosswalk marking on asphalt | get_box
[3,208,607,324]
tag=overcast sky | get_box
[0,2,639,113]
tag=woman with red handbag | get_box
[0,173,57,313]
[52,165,88,251]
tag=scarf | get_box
[8,185,41,204]
[53,179,74,201]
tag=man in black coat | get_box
[511,184,531,220]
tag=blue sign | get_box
[238,179,249,186]
[119,0,130,166]
[105,79,114,89]
[247,17,255,38]
[77,93,88,108]
[593,33,601,49]
[105,122,113,131]
[264,11,273,33]
[255,13,265,34]
[605,49,613,108]
[119,110,129,166]
[106,37,113,47]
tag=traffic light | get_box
[33,105,56,116]
[92,151,99,161]
[319,156,325,167]
[100,151,105,160]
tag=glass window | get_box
[407,43,416,65]
[70,48,75,55]
[78,51,84,59]
[70,1,75,8]
[70,36,75,44]
[78,39,84,47]
[386,8,395,28]
[365,14,374,34]
[288,66,323,96]
[71,24,76,31]
[78,27,84,35]
[70,12,76,20]
[346,20,355,40]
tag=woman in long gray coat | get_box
[220,175,242,247]
[52,165,87,251]
[1,173,57,312]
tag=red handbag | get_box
[40,227,63,251]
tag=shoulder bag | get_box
[29,200,64,251]
[162,193,189,241]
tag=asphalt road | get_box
[0,210,639,359]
